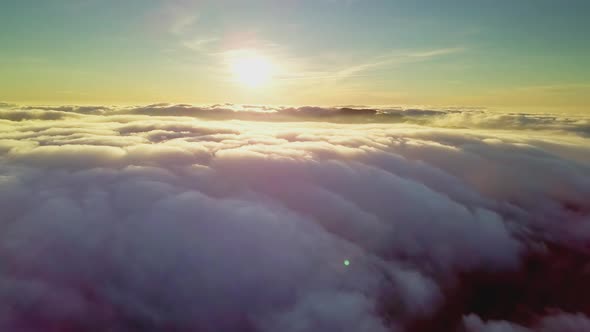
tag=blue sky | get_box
[1,0,589,111]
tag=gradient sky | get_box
[1,0,589,111]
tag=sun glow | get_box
[230,53,274,88]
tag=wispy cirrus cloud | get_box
[170,13,199,35]
[143,1,200,37]
[407,47,465,58]
[182,37,219,52]
[276,47,466,82]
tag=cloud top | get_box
[2,103,588,137]
[0,104,589,331]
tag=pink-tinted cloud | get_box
[0,104,589,331]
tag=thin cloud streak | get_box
[277,47,466,83]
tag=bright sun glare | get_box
[230,53,274,88]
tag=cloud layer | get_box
[3,103,589,137]
[0,103,589,331]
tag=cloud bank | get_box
[3,103,589,137]
[0,103,589,331]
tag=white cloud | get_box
[464,312,590,332]
[0,104,589,331]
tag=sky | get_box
[1,0,589,111]
[1,2,590,330]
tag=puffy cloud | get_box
[0,104,589,331]
[464,312,590,332]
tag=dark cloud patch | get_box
[464,311,590,332]
[0,110,73,121]
[280,106,378,118]
[0,105,589,331]
[23,105,111,115]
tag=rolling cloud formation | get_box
[0,103,589,331]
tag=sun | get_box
[230,53,274,88]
